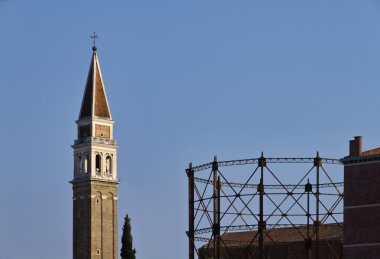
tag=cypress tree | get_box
[120,213,136,259]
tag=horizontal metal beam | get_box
[187,157,342,173]
[194,223,321,235]
[194,177,343,190]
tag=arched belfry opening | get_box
[106,156,112,176]
[77,155,82,175]
[96,154,102,175]
[84,154,89,174]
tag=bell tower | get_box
[71,42,119,259]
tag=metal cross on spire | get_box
[90,32,99,51]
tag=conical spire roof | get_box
[79,49,112,120]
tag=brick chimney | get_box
[349,136,362,156]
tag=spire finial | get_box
[90,32,99,52]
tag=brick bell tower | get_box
[71,41,119,259]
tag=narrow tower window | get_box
[84,155,89,173]
[96,154,101,175]
[78,155,82,174]
[106,156,112,176]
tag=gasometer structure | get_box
[186,153,343,259]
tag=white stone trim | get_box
[72,197,77,200]
[113,197,118,200]
[344,203,380,210]
[80,195,85,199]
[89,195,96,199]
[344,160,380,166]
[344,242,380,248]
[101,195,108,199]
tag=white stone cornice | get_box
[344,243,380,248]
[344,203,380,210]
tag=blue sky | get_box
[1,1,380,258]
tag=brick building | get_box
[200,223,343,259]
[342,136,380,258]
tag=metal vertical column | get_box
[212,156,219,259]
[258,153,266,259]
[314,152,321,259]
[305,179,312,259]
[188,163,195,259]
[217,176,221,259]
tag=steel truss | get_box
[186,153,343,259]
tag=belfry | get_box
[71,41,119,259]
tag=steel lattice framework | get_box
[186,153,343,259]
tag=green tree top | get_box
[120,213,136,259]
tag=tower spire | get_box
[78,39,112,120]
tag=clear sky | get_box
[1,1,380,258]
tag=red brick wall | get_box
[344,161,380,259]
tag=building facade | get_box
[342,136,380,258]
[71,45,119,259]
[199,223,343,259]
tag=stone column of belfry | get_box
[71,44,119,259]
